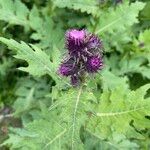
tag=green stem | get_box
[71,85,83,150]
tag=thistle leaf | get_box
[53,0,99,16]
[0,37,58,79]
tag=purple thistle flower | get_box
[66,29,85,45]
[59,29,104,86]
[59,57,77,76]
[59,64,72,76]
[86,56,103,73]
[86,34,102,51]
[66,29,86,57]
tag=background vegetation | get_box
[0,0,150,149]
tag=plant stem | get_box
[71,85,83,150]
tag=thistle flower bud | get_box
[86,34,102,50]
[59,64,72,76]
[86,56,103,73]
[59,57,77,76]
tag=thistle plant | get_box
[59,29,103,86]
[0,0,149,150]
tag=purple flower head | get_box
[59,29,104,86]
[59,57,77,76]
[59,64,71,76]
[86,56,103,73]
[86,34,102,51]
[67,29,85,44]
[66,29,86,57]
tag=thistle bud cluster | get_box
[59,29,103,86]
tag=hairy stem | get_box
[71,86,83,150]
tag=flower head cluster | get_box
[58,29,103,86]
